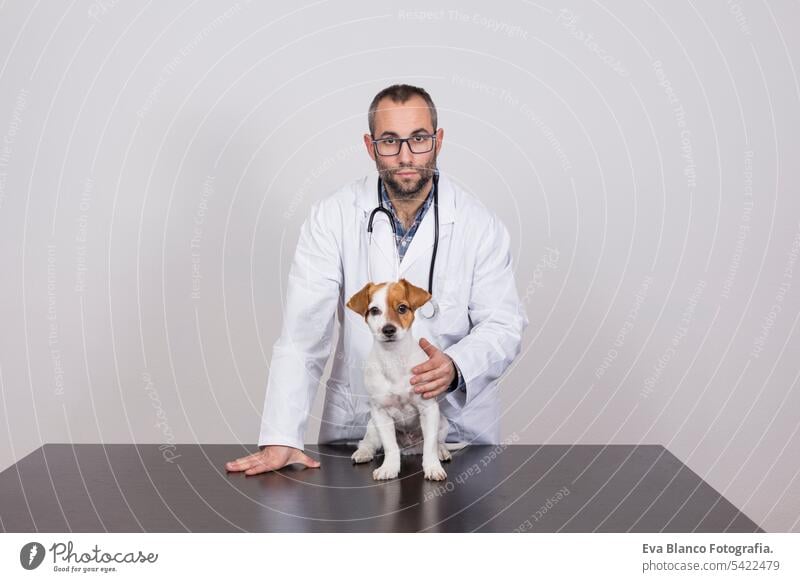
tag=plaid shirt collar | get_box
[379,181,434,264]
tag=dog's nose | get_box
[382,324,396,337]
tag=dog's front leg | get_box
[352,416,381,463]
[371,407,400,480]
[419,403,447,481]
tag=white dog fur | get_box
[346,279,451,481]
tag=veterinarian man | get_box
[226,84,528,475]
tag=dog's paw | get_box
[351,447,374,464]
[373,463,400,480]
[438,444,452,462]
[423,462,447,481]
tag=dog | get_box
[346,278,451,481]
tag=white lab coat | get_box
[258,172,529,449]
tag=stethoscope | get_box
[366,170,440,319]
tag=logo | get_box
[17,540,159,573]
[20,542,46,570]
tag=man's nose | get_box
[398,141,414,164]
[382,324,396,336]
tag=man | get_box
[226,84,528,475]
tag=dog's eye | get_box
[397,304,408,314]
[369,306,381,316]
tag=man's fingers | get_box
[244,460,279,475]
[411,368,438,386]
[413,361,454,396]
[412,356,448,378]
[412,362,450,386]
[418,337,439,357]
[422,383,448,399]
[246,452,319,474]
[227,450,321,475]
[415,374,450,395]
[411,358,436,374]
[243,453,286,475]
[226,451,278,473]
[225,453,260,472]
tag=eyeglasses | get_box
[371,134,436,156]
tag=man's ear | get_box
[363,133,376,162]
[399,278,431,311]
[346,282,373,316]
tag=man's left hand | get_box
[410,337,455,399]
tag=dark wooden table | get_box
[0,444,762,532]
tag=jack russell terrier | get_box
[346,278,451,481]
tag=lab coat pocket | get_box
[433,300,470,348]
[321,387,371,443]
[322,390,354,433]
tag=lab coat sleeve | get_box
[446,361,465,393]
[258,199,343,450]
[442,214,529,409]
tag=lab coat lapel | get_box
[397,204,435,274]
[397,176,455,275]
[356,176,397,284]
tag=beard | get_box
[376,155,437,201]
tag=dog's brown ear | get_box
[346,282,374,317]
[399,278,431,311]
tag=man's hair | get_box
[368,84,438,136]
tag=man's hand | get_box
[410,337,456,399]
[225,445,320,476]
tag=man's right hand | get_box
[225,445,321,475]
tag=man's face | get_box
[364,95,444,201]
